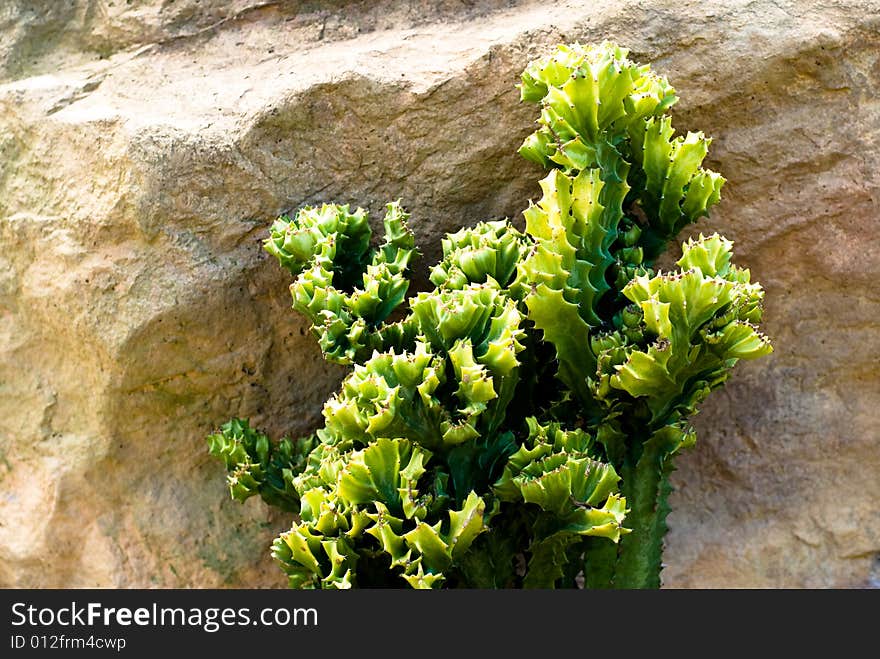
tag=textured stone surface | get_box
[1,0,877,588]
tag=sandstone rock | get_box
[1,0,877,587]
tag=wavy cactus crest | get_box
[266,201,419,364]
[209,41,771,589]
[429,220,530,291]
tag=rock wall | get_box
[1,0,877,588]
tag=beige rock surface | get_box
[1,0,877,588]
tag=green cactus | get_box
[266,201,419,365]
[207,418,316,512]
[208,41,771,588]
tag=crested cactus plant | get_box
[208,41,771,588]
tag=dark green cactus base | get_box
[584,440,676,589]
